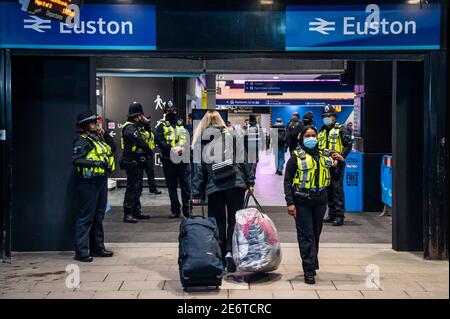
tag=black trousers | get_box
[123,164,144,216]
[294,190,327,273]
[144,154,157,192]
[75,176,107,257]
[327,163,345,220]
[208,187,246,256]
[162,158,191,216]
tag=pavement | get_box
[1,243,448,299]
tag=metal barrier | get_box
[380,155,392,214]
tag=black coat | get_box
[191,125,255,200]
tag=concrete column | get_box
[205,74,216,109]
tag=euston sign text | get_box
[0,2,156,50]
[286,4,441,51]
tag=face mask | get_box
[323,117,333,126]
[303,137,318,149]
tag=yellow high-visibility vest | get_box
[120,121,155,151]
[77,134,115,178]
[318,123,344,153]
[292,148,332,190]
[162,122,186,147]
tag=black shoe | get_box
[91,249,114,258]
[123,215,138,223]
[277,171,283,176]
[75,255,93,263]
[304,272,315,284]
[333,218,344,226]
[150,189,162,195]
[133,213,150,220]
[225,253,236,273]
[324,216,335,223]
[169,212,181,219]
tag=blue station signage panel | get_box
[244,81,354,93]
[0,2,156,50]
[216,99,354,107]
[286,4,441,51]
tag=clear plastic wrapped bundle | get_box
[232,207,282,272]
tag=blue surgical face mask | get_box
[323,117,333,126]
[303,137,318,149]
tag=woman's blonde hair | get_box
[191,110,227,148]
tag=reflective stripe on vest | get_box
[120,121,155,152]
[77,134,115,178]
[292,149,332,190]
[163,124,186,147]
[318,124,344,153]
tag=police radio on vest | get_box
[59,18,134,35]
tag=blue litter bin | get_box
[381,155,392,207]
[344,151,363,212]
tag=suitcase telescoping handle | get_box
[189,199,206,218]
[243,192,266,215]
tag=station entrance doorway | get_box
[2,52,447,261]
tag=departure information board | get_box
[25,0,83,24]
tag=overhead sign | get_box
[244,81,354,93]
[0,2,156,50]
[22,0,83,24]
[216,99,354,107]
[286,4,441,51]
[216,106,271,114]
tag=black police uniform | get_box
[319,107,352,225]
[121,103,153,223]
[72,111,114,262]
[155,114,191,218]
[284,130,334,283]
[140,121,161,194]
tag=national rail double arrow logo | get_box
[23,15,52,33]
[308,18,336,35]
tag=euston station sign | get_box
[0,2,156,50]
[286,4,441,51]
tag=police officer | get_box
[140,117,161,195]
[318,105,353,226]
[284,125,337,283]
[72,111,115,262]
[121,102,153,223]
[155,104,191,218]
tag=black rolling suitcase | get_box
[178,202,224,289]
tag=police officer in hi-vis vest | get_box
[140,116,162,195]
[155,103,191,218]
[318,105,352,226]
[120,102,153,223]
[284,125,337,284]
[72,111,115,262]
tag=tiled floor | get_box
[1,243,448,299]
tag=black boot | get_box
[91,249,114,257]
[133,212,150,220]
[123,214,138,223]
[169,212,181,219]
[323,216,335,223]
[333,217,344,226]
[150,189,162,195]
[304,272,315,284]
[75,255,93,263]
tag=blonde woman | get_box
[191,110,255,273]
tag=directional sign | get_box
[286,4,441,51]
[0,2,156,50]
